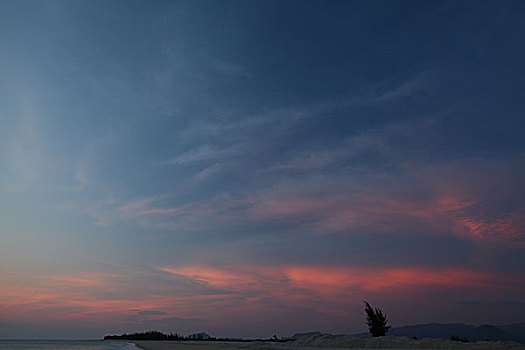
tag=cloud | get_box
[74,127,134,191]
[133,316,204,324]
[118,198,185,218]
[87,153,525,249]
[494,300,523,307]
[2,264,524,338]
[179,75,430,145]
[1,91,63,193]
[266,129,391,172]
[161,144,243,166]
[193,163,223,182]
[136,310,168,316]
[158,264,522,300]
[372,72,433,102]
[212,59,251,78]
[457,299,481,306]
[80,77,449,236]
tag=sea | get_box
[0,340,140,350]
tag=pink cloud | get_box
[118,198,187,218]
[2,265,524,335]
[158,264,524,307]
[284,266,492,293]
[246,187,524,246]
[454,207,525,244]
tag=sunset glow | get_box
[0,0,524,340]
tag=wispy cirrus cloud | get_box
[87,153,524,247]
[2,0,524,339]
[81,76,441,230]
[160,144,244,166]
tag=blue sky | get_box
[1,0,524,339]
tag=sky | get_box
[1,0,524,340]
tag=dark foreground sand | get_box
[133,334,525,350]
[133,340,244,350]
[133,341,271,350]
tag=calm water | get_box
[0,340,139,350]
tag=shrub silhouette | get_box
[104,330,184,340]
[364,301,390,337]
[449,335,468,342]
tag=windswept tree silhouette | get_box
[364,301,390,337]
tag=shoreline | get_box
[131,340,259,350]
[129,336,525,350]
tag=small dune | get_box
[287,333,525,349]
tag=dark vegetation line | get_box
[103,331,292,342]
[104,302,525,343]
[104,302,391,342]
[104,331,186,341]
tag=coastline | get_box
[132,340,253,350]
[130,337,525,350]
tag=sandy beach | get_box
[132,335,525,350]
[133,340,246,350]
[132,341,285,350]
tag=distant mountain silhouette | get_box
[387,323,473,339]
[385,323,523,343]
[501,323,525,344]
[470,325,519,342]
[291,331,323,339]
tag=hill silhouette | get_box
[356,323,524,344]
